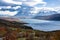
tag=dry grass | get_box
[0,26,60,40]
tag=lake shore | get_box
[0,18,60,40]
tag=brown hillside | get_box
[0,18,60,40]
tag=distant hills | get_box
[33,9,60,21]
[33,14,60,21]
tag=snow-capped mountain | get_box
[14,6,60,19]
[36,10,58,16]
[33,9,60,21]
[15,5,60,17]
[15,5,35,18]
[31,7,60,20]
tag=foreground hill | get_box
[0,18,60,40]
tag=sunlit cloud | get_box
[0,6,21,10]
[23,0,47,6]
[6,6,11,9]
[0,8,2,9]
[3,0,47,6]
[14,0,27,2]
[0,11,18,16]
[3,0,22,5]
[12,6,21,10]
[0,5,21,16]
[0,6,11,9]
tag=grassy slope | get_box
[0,18,60,40]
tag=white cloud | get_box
[3,0,47,6]
[6,6,11,9]
[12,6,21,10]
[24,0,47,6]
[0,6,21,10]
[3,0,22,5]
[30,7,40,14]
[0,6,21,16]
[14,0,27,2]
[0,8,2,9]
[0,6,11,9]
[0,11,18,16]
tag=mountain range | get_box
[15,5,34,17]
[33,14,60,21]
[15,7,60,19]
[32,9,60,21]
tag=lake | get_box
[20,19,60,31]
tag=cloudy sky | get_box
[0,0,60,16]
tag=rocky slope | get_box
[0,18,60,40]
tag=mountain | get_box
[36,9,58,16]
[33,9,60,21]
[33,14,60,21]
[15,7,60,18]
[14,5,35,18]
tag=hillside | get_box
[33,14,60,21]
[0,18,60,40]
